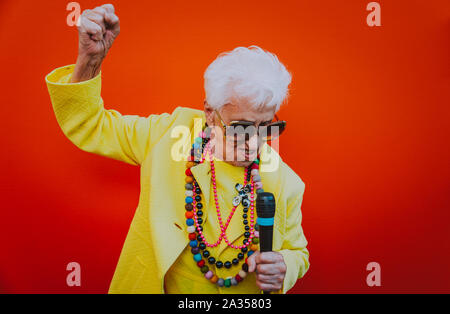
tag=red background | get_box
[0,0,449,293]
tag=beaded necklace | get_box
[184,127,265,287]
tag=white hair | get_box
[203,45,292,112]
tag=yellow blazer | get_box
[45,64,310,294]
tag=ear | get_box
[203,100,215,126]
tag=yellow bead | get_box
[250,244,259,251]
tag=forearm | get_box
[70,55,103,83]
[46,65,104,155]
[45,64,162,166]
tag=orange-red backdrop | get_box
[0,0,449,293]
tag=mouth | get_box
[237,150,257,160]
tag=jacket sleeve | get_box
[278,181,310,294]
[45,64,175,166]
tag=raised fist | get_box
[71,4,120,82]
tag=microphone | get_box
[255,192,276,294]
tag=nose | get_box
[244,134,259,150]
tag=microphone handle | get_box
[258,225,273,294]
[259,225,273,253]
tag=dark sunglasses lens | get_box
[260,122,286,141]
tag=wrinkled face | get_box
[204,99,276,167]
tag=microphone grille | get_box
[256,192,276,218]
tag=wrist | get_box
[70,55,103,83]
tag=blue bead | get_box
[217,278,225,287]
[193,253,202,262]
[185,196,193,203]
[247,250,254,257]
[186,218,194,226]
[193,142,200,149]
[195,137,202,144]
[189,240,198,247]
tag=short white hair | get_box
[203,45,292,112]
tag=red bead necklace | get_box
[193,141,256,249]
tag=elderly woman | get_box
[45,4,309,294]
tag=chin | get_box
[228,160,253,168]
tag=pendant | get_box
[232,195,242,206]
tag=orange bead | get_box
[186,161,196,168]
[185,211,194,219]
[185,176,194,183]
[210,275,218,283]
[250,244,259,251]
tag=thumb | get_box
[104,12,120,34]
[247,251,260,273]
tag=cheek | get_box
[225,139,238,152]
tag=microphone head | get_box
[256,192,276,218]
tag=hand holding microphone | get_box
[247,192,287,293]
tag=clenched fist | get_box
[71,4,120,83]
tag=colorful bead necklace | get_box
[184,127,265,287]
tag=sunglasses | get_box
[214,109,286,142]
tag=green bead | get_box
[254,159,260,164]
[195,137,202,144]
[224,278,231,287]
[252,237,259,244]
[201,265,209,273]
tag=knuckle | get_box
[83,9,93,17]
[102,4,115,12]
[91,12,103,21]
[94,9,106,17]
[112,14,120,23]
[257,264,265,274]
[94,6,106,13]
